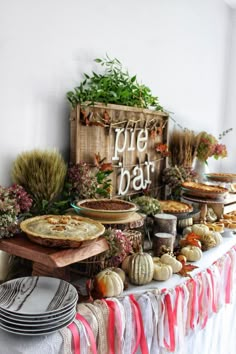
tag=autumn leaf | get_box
[179,232,202,248]
[178,263,199,278]
[150,130,157,139]
[103,110,110,123]
[100,163,113,172]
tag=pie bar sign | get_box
[112,128,155,195]
[70,103,168,197]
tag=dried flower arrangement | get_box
[162,166,198,200]
[0,184,32,238]
[66,154,113,201]
[196,130,231,163]
[100,229,133,268]
[11,149,67,214]
[168,129,201,168]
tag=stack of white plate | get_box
[0,276,78,335]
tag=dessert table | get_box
[0,232,236,354]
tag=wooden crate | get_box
[70,103,169,198]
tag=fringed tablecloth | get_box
[64,234,236,354]
[0,234,236,354]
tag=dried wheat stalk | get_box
[169,129,201,167]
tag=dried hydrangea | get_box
[162,166,198,200]
[67,162,98,200]
[0,185,33,238]
[102,229,132,267]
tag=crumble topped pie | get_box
[159,200,193,214]
[20,215,105,247]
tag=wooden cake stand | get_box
[0,233,108,281]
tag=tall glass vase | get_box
[193,158,209,183]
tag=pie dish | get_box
[20,215,105,248]
[181,181,228,200]
[205,173,236,183]
[159,200,193,214]
[73,198,138,221]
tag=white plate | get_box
[0,312,75,335]
[0,308,76,326]
[0,298,77,320]
[0,276,78,315]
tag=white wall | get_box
[0,0,233,186]
[220,10,236,172]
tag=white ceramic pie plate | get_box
[0,276,78,316]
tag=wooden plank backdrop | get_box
[70,103,169,198]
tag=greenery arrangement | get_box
[132,196,161,216]
[67,55,163,110]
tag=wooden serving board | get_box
[0,234,109,268]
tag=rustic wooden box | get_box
[70,103,169,198]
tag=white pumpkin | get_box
[153,261,173,281]
[192,224,209,236]
[182,226,193,236]
[93,269,124,297]
[160,254,182,273]
[121,255,132,275]
[181,245,202,262]
[210,231,223,246]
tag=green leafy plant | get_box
[67,55,163,110]
[132,196,161,216]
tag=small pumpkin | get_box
[121,255,132,274]
[182,226,193,236]
[192,224,209,236]
[128,251,154,285]
[93,269,124,297]
[210,231,223,246]
[152,259,173,281]
[160,253,182,273]
[106,267,126,283]
[180,245,202,262]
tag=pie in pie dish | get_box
[181,182,228,200]
[20,215,105,248]
[159,200,193,214]
[73,198,138,221]
[205,173,236,183]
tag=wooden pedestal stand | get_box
[0,234,109,281]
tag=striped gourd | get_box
[128,251,154,285]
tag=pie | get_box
[205,173,236,183]
[159,200,193,214]
[20,215,105,248]
[75,198,138,222]
[181,182,228,200]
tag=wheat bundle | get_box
[11,149,67,203]
[169,129,201,168]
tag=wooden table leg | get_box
[199,203,208,223]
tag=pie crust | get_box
[205,173,236,183]
[159,200,193,214]
[20,215,105,248]
[182,182,228,201]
